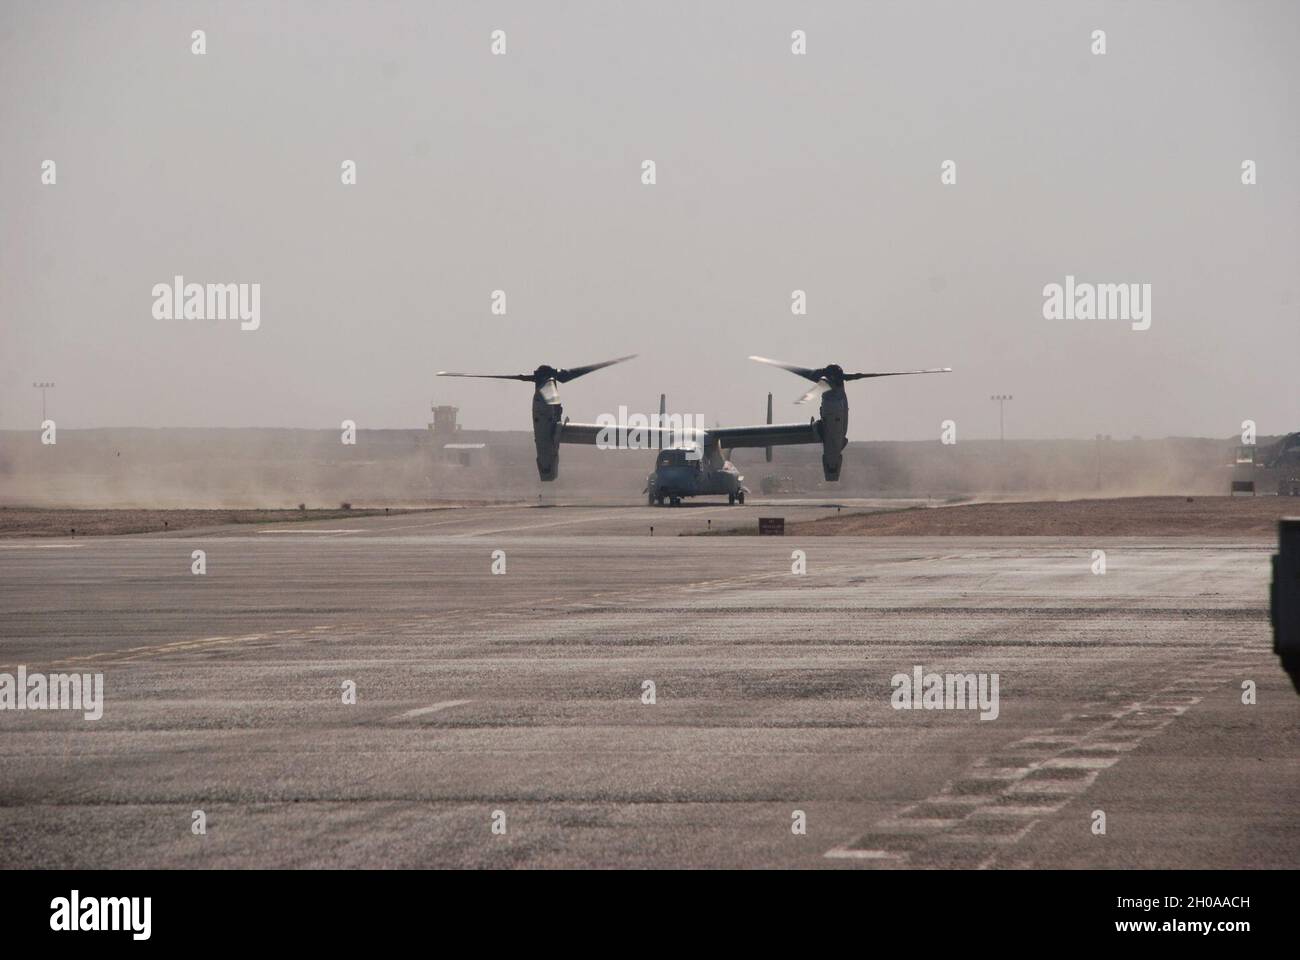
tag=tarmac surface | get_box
[0,498,1295,868]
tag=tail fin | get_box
[765,392,773,462]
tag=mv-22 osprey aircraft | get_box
[436,355,950,506]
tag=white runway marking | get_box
[393,699,473,720]
[824,676,1214,866]
[257,528,363,534]
[359,512,506,532]
[0,543,84,548]
[464,506,737,538]
[824,848,904,860]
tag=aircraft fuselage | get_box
[646,445,745,505]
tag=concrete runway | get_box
[1,499,1295,868]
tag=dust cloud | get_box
[0,428,1257,509]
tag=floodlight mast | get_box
[990,394,1013,444]
[32,382,55,421]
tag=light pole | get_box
[32,382,55,421]
[990,394,1012,444]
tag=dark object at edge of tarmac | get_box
[1271,517,1300,693]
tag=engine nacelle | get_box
[532,394,562,481]
[818,389,848,481]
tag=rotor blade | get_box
[555,354,637,383]
[842,367,952,380]
[795,379,831,405]
[538,379,561,404]
[435,371,534,381]
[748,356,822,382]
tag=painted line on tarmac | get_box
[392,700,473,720]
[0,543,85,548]
[112,633,269,661]
[3,629,331,672]
[257,529,364,534]
[458,511,647,537]
[824,676,1225,867]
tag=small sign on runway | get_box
[758,517,785,535]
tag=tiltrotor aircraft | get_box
[435,354,950,505]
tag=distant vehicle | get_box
[436,354,950,506]
[1262,433,1300,496]
[1231,433,1300,496]
[1231,445,1258,495]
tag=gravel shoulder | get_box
[0,505,486,538]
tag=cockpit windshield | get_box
[656,449,690,468]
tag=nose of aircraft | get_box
[655,465,695,489]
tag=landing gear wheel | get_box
[737,492,745,505]
[670,497,682,507]
[648,491,655,506]
[728,493,736,505]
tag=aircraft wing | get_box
[558,422,609,445]
[708,422,820,449]
[557,422,704,446]
[560,420,820,449]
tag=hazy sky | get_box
[2,0,1296,440]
